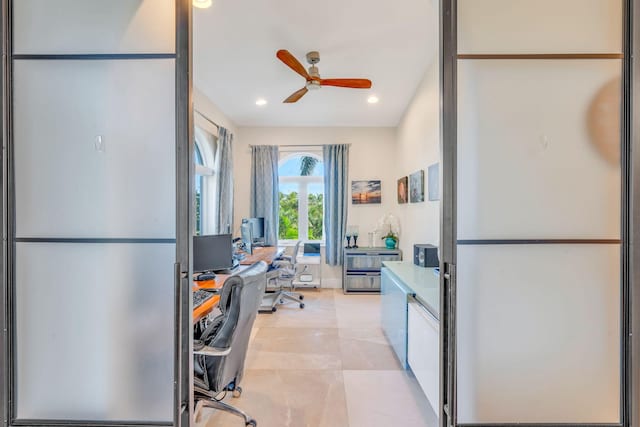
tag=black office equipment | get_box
[413,244,439,268]
[193,289,215,310]
[195,272,217,281]
[193,234,234,273]
[303,242,321,256]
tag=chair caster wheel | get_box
[246,420,257,427]
[232,386,242,398]
[299,303,305,309]
[299,295,304,300]
[272,307,277,312]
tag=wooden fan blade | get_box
[320,78,372,89]
[283,87,309,103]
[277,50,311,80]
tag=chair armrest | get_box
[194,345,231,357]
[272,260,291,268]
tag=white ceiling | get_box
[193,0,437,127]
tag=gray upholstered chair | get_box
[193,261,268,427]
[262,241,305,312]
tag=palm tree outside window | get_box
[278,152,324,242]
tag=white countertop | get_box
[382,261,440,320]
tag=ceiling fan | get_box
[276,49,372,103]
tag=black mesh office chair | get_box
[193,261,268,427]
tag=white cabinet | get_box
[408,299,440,415]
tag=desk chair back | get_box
[278,240,301,279]
[198,261,268,392]
[291,240,302,268]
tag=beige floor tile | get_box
[343,370,437,427]
[333,291,383,329]
[200,287,432,427]
[254,289,338,329]
[246,327,342,370]
[204,369,349,427]
[338,328,402,370]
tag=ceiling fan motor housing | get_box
[306,51,320,65]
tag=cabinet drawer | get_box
[346,253,400,270]
[344,274,380,291]
[408,300,439,414]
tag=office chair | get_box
[193,261,268,427]
[265,241,305,311]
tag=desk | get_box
[192,247,285,323]
[239,246,284,265]
[193,280,223,325]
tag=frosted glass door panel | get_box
[14,60,176,238]
[458,60,621,239]
[456,244,620,423]
[458,0,622,54]
[13,0,175,54]
[15,242,175,422]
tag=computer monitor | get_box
[240,221,253,255]
[251,218,265,242]
[193,234,233,272]
[242,217,265,244]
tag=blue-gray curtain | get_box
[250,145,279,246]
[214,127,234,234]
[323,144,349,266]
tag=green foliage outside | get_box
[307,193,323,240]
[278,155,323,240]
[279,192,299,239]
[279,192,323,240]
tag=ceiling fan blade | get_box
[320,78,372,89]
[277,50,311,80]
[283,87,309,103]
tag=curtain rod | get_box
[249,144,323,148]
[194,109,220,130]
[248,144,351,148]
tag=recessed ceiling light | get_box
[193,0,212,9]
[256,98,268,106]
[368,95,379,104]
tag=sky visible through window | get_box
[279,155,323,195]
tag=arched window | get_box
[194,125,215,235]
[278,152,324,242]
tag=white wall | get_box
[194,87,238,135]
[234,126,396,286]
[394,55,441,257]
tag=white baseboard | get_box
[321,278,342,289]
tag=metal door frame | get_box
[439,0,637,426]
[0,1,194,426]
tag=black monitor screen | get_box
[193,234,233,272]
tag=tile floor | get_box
[198,289,437,427]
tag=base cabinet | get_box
[344,248,401,293]
[381,267,411,369]
[408,300,440,414]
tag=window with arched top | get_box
[194,125,215,235]
[278,152,324,242]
